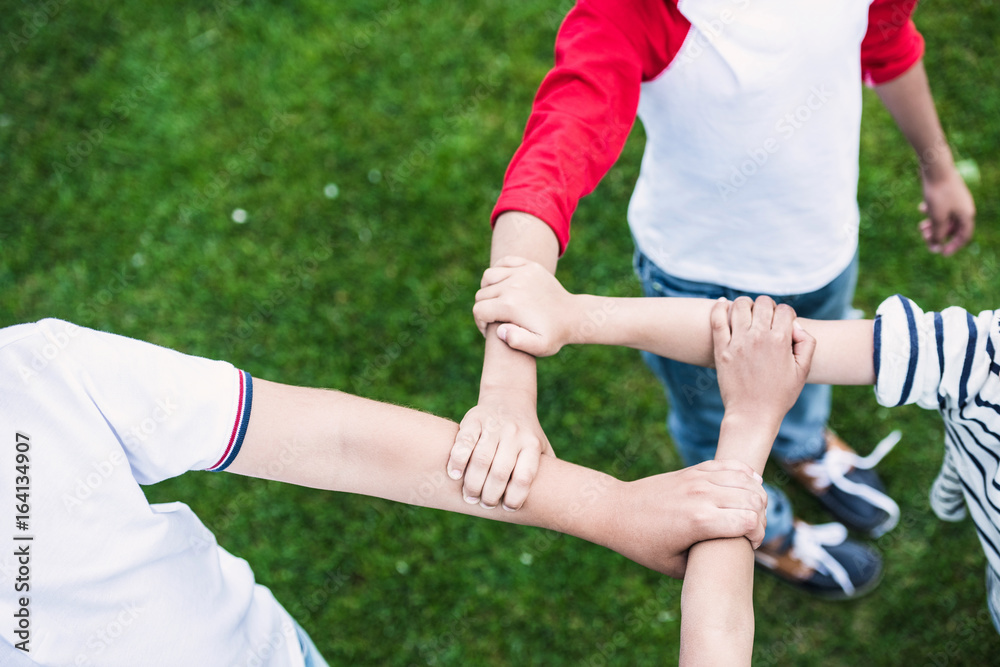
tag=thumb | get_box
[791,320,816,379]
[710,297,732,362]
[497,323,547,356]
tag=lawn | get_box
[2,0,999,664]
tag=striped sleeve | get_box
[206,369,254,472]
[874,295,995,412]
[873,294,938,409]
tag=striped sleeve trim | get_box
[874,294,922,407]
[207,369,253,472]
[897,296,920,407]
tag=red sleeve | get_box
[861,0,926,85]
[491,0,689,254]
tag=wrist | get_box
[583,476,629,548]
[478,379,536,405]
[918,141,956,183]
[568,294,615,346]
[717,412,781,470]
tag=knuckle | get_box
[489,463,514,481]
[509,471,534,489]
[471,449,494,467]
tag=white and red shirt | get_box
[494,0,924,294]
[0,319,304,666]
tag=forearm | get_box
[571,296,875,385]
[679,415,776,666]
[230,380,613,543]
[874,59,954,178]
[481,212,560,394]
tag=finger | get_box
[449,419,482,480]
[746,509,766,549]
[792,319,817,375]
[462,428,502,504]
[710,297,733,358]
[501,448,540,511]
[941,213,975,257]
[472,297,505,325]
[751,295,776,332]
[478,442,520,509]
[928,211,949,245]
[729,295,754,332]
[474,283,503,302]
[918,218,933,241]
[498,323,547,356]
[480,266,515,289]
[771,303,798,343]
[472,301,506,337]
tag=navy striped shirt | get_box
[874,295,1000,575]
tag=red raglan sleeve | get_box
[491,0,689,254]
[861,0,926,85]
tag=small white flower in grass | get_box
[656,611,675,623]
[395,560,410,575]
[519,552,533,566]
[956,159,981,186]
[323,183,340,199]
[131,252,146,268]
[231,208,248,224]
[367,169,382,184]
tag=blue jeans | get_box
[634,250,859,542]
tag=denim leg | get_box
[634,250,858,542]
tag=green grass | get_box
[2,0,999,664]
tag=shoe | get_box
[781,429,901,538]
[754,520,883,600]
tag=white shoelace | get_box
[798,430,902,538]
[789,521,855,596]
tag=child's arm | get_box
[225,378,768,579]
[873,60,975,257]
[679,296,815,666]
[447,212,559,515]
[473,257,875,385]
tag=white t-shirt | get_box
[630,0,869,294]
[0,319,305,666]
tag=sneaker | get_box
[754,520,883,600]
[781,429,901,538]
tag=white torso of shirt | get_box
[630,0,872,294]
[0,320,304,667]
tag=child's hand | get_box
[711,296,815,423]
[448,394,555,510]
[918,164,976,257]
[473,256,580,357]
[607,460,767,578]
